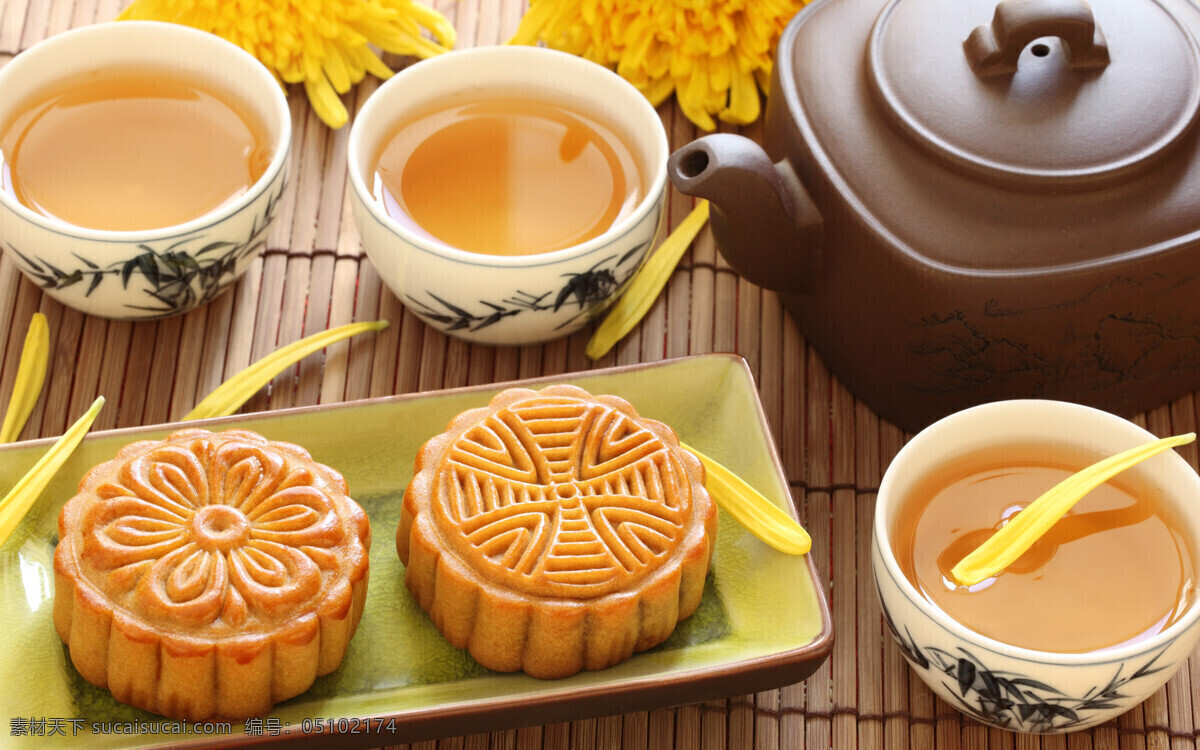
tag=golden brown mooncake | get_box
[53,429,371,720]
[396,385,717,679]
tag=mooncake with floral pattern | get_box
[397,385,717,679]
[53,429,371,720]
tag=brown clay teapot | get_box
[669,0,1200,432]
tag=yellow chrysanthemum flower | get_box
[117,0,456,129]
[510,0,807,131]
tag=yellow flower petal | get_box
[0,314,49,445]
[323,42,353,93]
[587,201,709,359]
[408,1,459,47]
[641,75,676,107]
[305,75,349,129]
[951,433,1197,586]
[352,44,395,80]
[721,64,761,125]
[755,66,773,95]
[0,397,104,548]
[184,320,388,420]
[682,441,810,555]
[679,72,718,131]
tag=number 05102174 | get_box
[300,717,398,734]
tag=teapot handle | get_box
[964,0,1109,77]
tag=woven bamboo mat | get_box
[5,1,1200,749]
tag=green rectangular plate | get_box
[0,354,832,748]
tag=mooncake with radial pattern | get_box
[397,385,717,679]
[53,429,371,720]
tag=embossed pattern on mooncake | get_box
[53,429,371,721]
[436,397,691,599]
[398,385,716,679]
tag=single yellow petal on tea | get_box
[0,313,50,444]
[0,396,104,548]
[185,320,389,420]
[952,432,1196,586]
[681,440,811,555]
[587,201,709,360]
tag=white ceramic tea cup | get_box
[347,45,669,346]
[0,21,291,319]
[872,399,1200,733]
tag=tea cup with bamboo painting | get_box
[347,45,668,346]
[0,21,290,319]
[872,399,1200,733]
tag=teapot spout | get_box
[668,134,822,294]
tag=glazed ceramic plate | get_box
[0,354,832,749]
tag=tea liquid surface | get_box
[895,453,1196,653]
[0,70,269,231]
[372,97,643,256]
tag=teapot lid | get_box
[866,0,1200,188]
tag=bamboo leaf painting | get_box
[408,253,640,336]
[5,180,285,319]
[879,595,1172,732]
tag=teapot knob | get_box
[964,0,1110,77]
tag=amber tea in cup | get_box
[371,95,645,256]
[894,443,1198,653]
[0,68,270,232]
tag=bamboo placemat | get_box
[4,1,1200,749]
